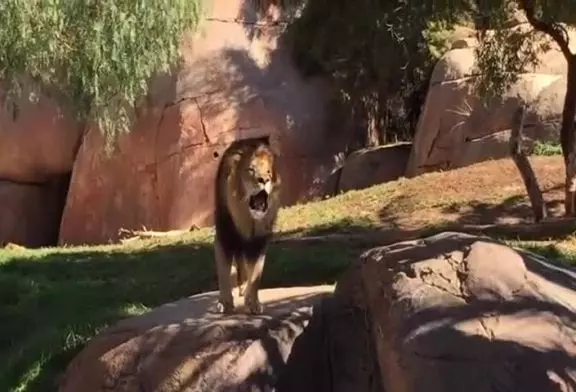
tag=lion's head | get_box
[239,143,278,220]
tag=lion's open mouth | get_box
[249,190,269,213]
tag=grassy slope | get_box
[1,156,576,392]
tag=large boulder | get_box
[406,27,576,177]
[328,142,411,195]
[56,0,341,245]
[58,286,336,392]
[336,231,576,391]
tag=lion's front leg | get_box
[243,248,267,315]
[214,238,235,314]
[237,261,249,297]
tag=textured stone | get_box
[59,286,334,392]
[0,82,81,184]
[336,231,576,391]
[336,143,411,193]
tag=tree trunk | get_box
[518,1,576,216]
[509,105,548,222]
[377,85,388,144]
[366,94,381,147]
[366,113,380,147]
[561,56,576,216]
[349,96,367,151]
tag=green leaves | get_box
[0,0,203,153]
[473,26,543,105]
[471,0,576,105]
[282,0,466,145]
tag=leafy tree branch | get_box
[0,0,204,153]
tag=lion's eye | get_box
[248,167,255,175]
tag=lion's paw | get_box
[216,300,235,314]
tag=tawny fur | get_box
[213,136,281,314]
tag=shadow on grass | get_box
[2,218,576,391]
[0,243,210,392]
[439,194,565,225]
[0,228,363,392]
[372,191,576,244]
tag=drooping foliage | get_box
[0,0,204,152]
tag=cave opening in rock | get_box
[51,172,73,246]
[0,172,72,248]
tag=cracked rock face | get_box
[58,0,337,245]
[336,231,576,392]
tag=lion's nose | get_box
[257,177,268,185]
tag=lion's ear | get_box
[231,152,243,163]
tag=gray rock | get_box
[336,231,576,392]
[59,286,333,392]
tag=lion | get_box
[213,135,281,314]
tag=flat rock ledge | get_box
[58,286,338,392]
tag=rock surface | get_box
[335,142,411,194]
[0,81,80,247]
[336,231,576,391]
[58,233,576,391]
[275,295,382,392]
[0,82,81,184]
[58,0,341,246]
[406,27,576,177]
[58,286,335,392]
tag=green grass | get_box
[533,140,563,156]
[0,232,359,392]
[1,155,575,392]
[506,237,576,266]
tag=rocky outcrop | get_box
[57,0,341,245]
[323,142,412,196]
[0,81,81,246]
[406,27,576,177]
[337,142,411,194]
[59,232,576,391]
[58,286,336,392]
[337,231,576,391]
